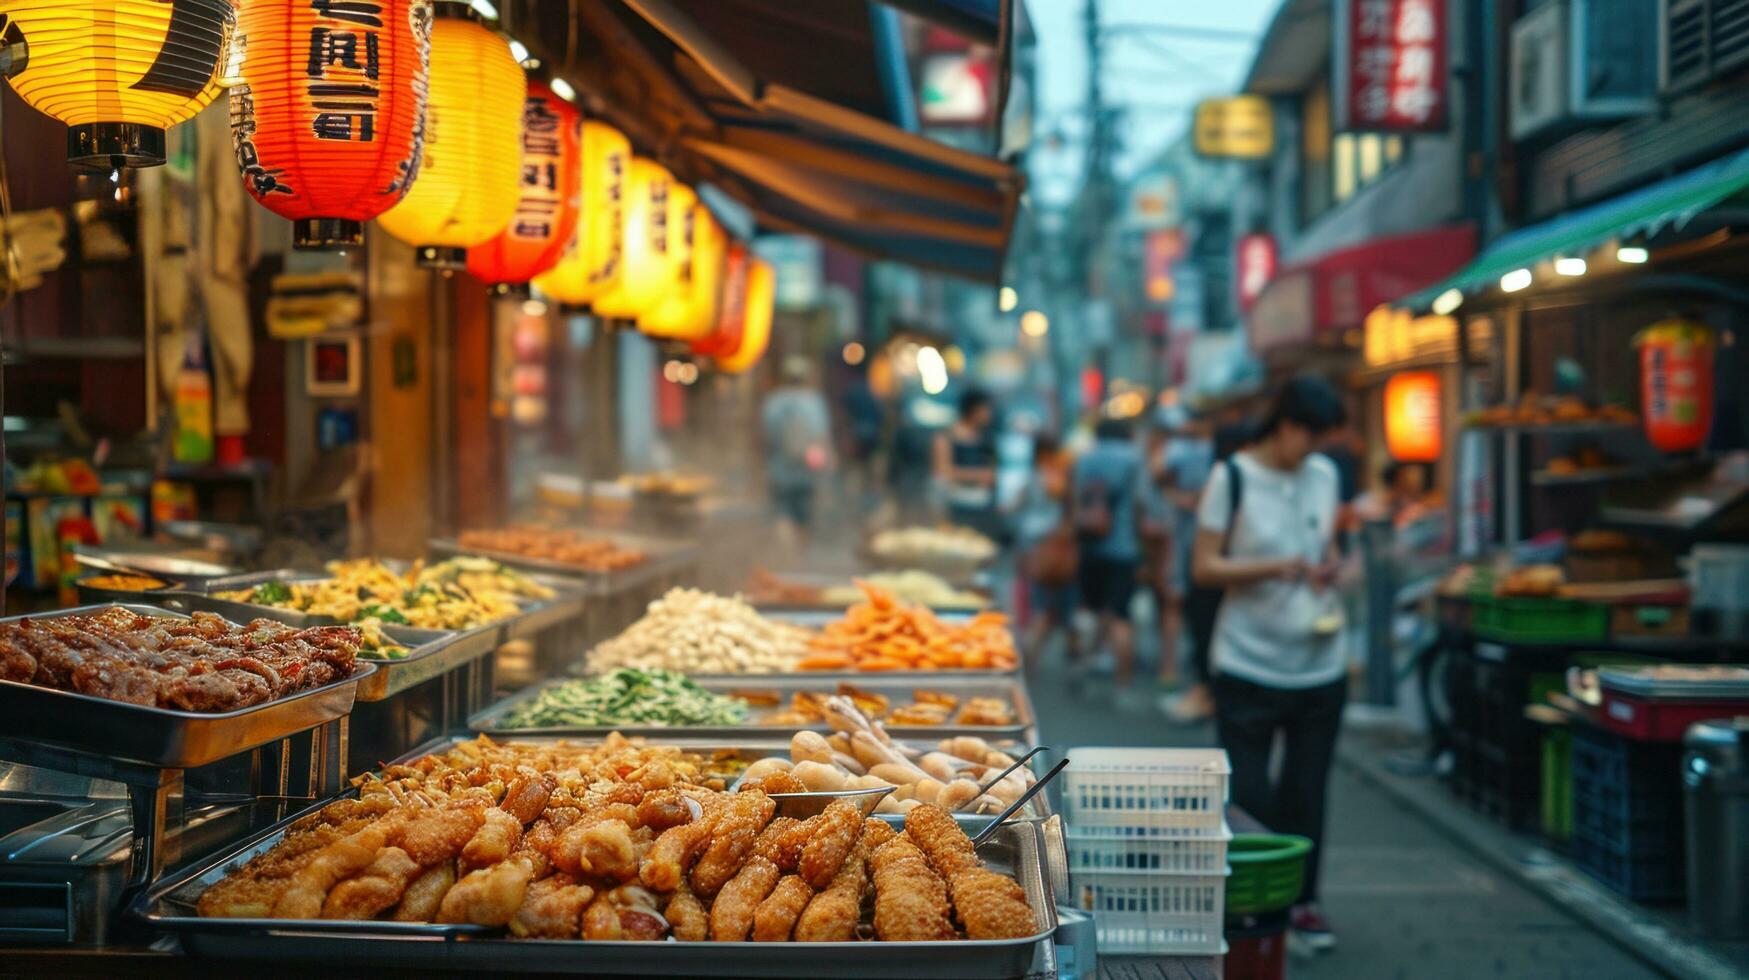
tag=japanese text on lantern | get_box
[514,97,563,240]
[1345,0,1445,132]
[308,0,385,143]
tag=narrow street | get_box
[1028,642,1662,980]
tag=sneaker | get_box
[1157,683,1214,724]
[1290,903,1337,952]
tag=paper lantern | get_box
[591,157,674,320]
[1636,317,1714,454]
[719,259,775,374]
[378,4,523,267]
[229,0,430,250]
[692,243,750,357]
[664,204,727,338]
[1384,371,1442,463]
[466,82,581,291]
[641,186,722,340]
[531,120,629,308]
[0,0,233,168]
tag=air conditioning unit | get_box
[1661,0,1749,94]
[1511,0,1658,142]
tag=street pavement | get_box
[1027,650,1663,979]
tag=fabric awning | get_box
[1397,144,1749,311]
[498,0,1021,282]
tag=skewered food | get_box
[800,584,1018,673]
[197,735,1035,943]
[498,669,750,729]
[458,527,647,573]
[0,607,359,712]
[219,557,553,634]
[582,589,811,675]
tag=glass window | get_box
[1333,133,1357,203]
[1357,133,1384,184]
[1300,79,1332,223]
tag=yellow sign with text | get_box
[1194,96,1274,159]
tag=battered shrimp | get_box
[798,800,864,889]
[793,841,868,943]
[708,818,793,940]
[751,875,814,942]
[869,837,956,941]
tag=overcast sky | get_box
[1027,0,1281,207]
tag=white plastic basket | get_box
[1062,747,1231,836]
[1073,869,1228,955]
[1067,823,1232,875]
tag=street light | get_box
[1501,269,1532,292]
[1617,245,1650,264]
[1021,310,1049,337]
[1554,257,1587,277]
[1431,288,1463,316]
[842,342,866,366]
[999,287,1018,313]
[917,346,949,395]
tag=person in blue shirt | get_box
[1071,416,1148,689]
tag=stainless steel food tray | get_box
[429,532,701,598]
[135,792,1054,977]
[141,586,501,703]
[470,673,1034,741]
[0,604,374,769]
[1598,665,1749,700]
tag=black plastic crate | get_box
[1572,830,1685,903]
[1445,650,1556,831]
[1569,728,1686,902]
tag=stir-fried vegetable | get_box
[498,669,750,728]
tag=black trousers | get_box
[1213,673,1347,904]
[1184,588,1222,682]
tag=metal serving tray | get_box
[470,673,1034,741]
[136,794,1054,977]
[429,532,701,598]
[0,605,373,769]
[1598,665,1749,701]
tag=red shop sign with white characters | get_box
[1340,0,1448,133]
[1235,234,1277,313]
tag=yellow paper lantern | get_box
[532,120,630,308]
[640,184,716,340]
[591,157,674,320]
[378,4,524,268]
[677,206,728,337]
[719,258,775,374]
[0,0,234,168]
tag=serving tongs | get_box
[951,745,1048,814]
[768,785,895,820]
[971,756,1069,847]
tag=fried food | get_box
[709,855,780,941]
[745,770,807,795]
[641,816,715,892]
[948,869,1036,940]
[509,873,594,939]
[460,809,523,874]
[752,875,814,942]
[904,805,978,878]
[437,855,535,926]
[862,817,898,851]
[793,840,868,943]
[458,527,646,573]
[321,846,420,920]
[801,583,1017,672]
[392,863,456,922]
[869,837,956,941]
[798,800,864,889]
[690,790,775,897]
[665,881,709,942]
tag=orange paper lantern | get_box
[719,259,775,374]
[230,0,431,250]
[0,0,234,168]
[377,4,524,267]
[692,243,750,357]
[1384,371,1442,463]
[466,81,581,290]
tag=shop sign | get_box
[754,235,823,310]
[1235,234,1277,313]
[1128,173,1181,230]
[920,52,995,125]
[1363,305,1458,367]
[1385,370,1443,462]
[1246,269,1315,353]
[1337,0,1449,133]
[1144,230,1184,307]
[1193,96,1274,159]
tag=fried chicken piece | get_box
[272,824,391,919]
[392,862,456,922]
[436,854,536,926]
[904,804,979,878]
[509,872,594,939]
[690,790,775,897]
[798,800,864,889]
[948,868,1036,940]
[709,856,780,941]
[321,846,421,919]
[499,771,557,825]
[752,875,814,942]
[863,817,898,851]
[395,805,486,867]
[766,815,813,872]
[745,771,807,795]
[635,788,695,833]
[641,817,715,891]
[870,837,956,941]
[582,892,624,940]
[666,881,709,942]
[554,815,639,882]
[460,808,523,874]
[197,819,365,918]
[793,840,868,942]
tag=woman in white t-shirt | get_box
[1191,375,1349,953]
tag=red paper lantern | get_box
[230,0,432,250]
[467,82,582,292]
[1636,317,1714,454]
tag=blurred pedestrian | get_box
[1139,419,1173,675]
[1155,409,1217,719]
[1192,375,1350,952]
[1354,460,1432,528]
[1016,433,1079,663]
[933,390,1001,539]
[1072,416,1148,690]
[842,363,886,518]
[761,356,832,549]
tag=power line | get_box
[1098,22,1257,43]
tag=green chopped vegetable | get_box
[498,669,749,729]
[359,604,409,625]
[251,580,293,604]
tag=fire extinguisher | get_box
[1634,316,1714,454]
